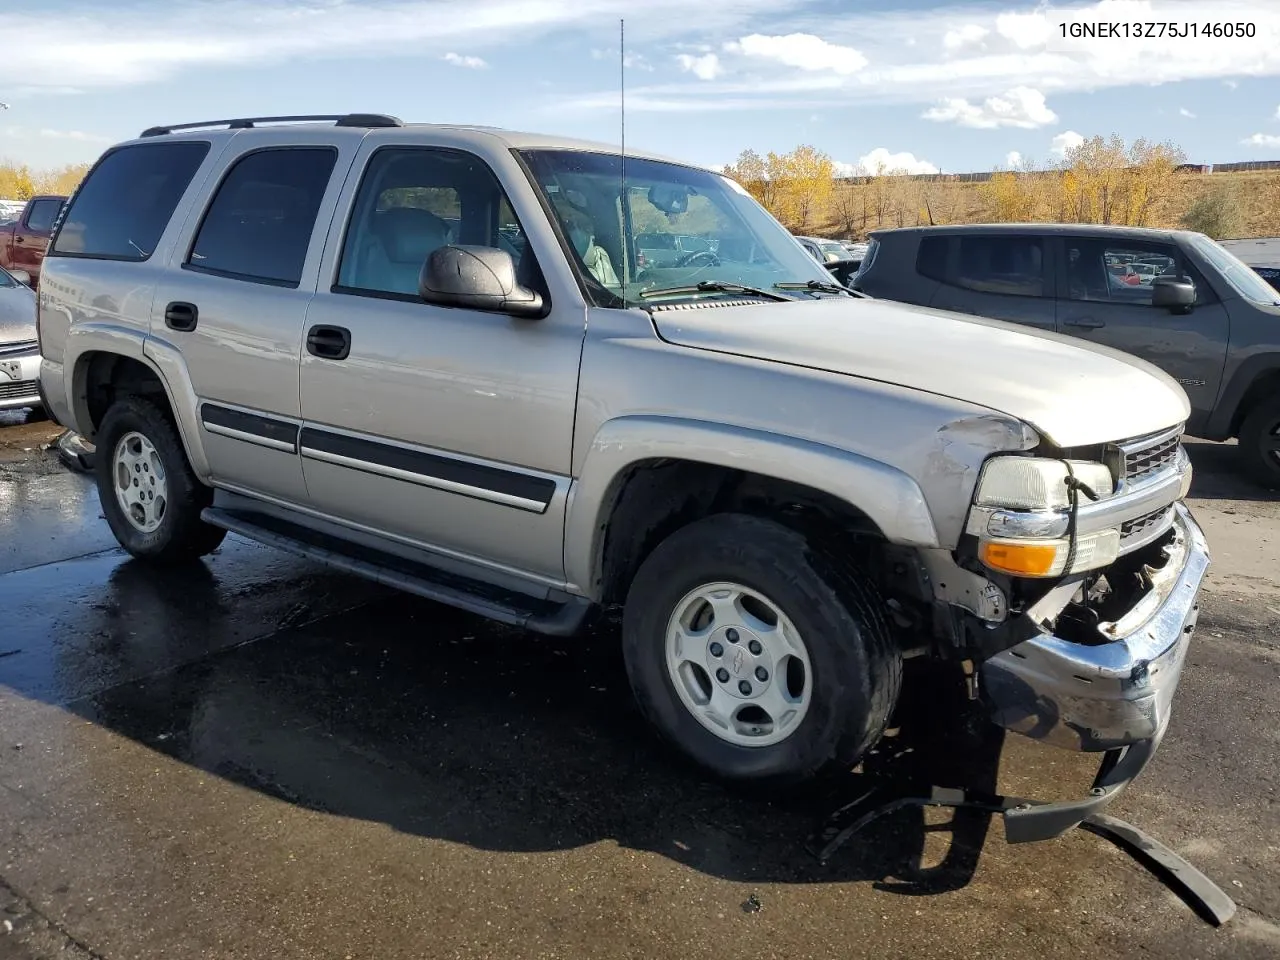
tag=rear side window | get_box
[51,141,210,261]
[186,147,337,287]
[24,198,63,233]
[955,235,1043,297]
[916,236,947,282]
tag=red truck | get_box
[0,195,67,287]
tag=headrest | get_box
[376,207,453,263]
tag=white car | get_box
[0,265,41,413]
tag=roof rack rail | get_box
[139,114,403,138]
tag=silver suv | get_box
[37,115,1208,839]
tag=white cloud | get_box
[1275,104,1280,119]
[2,125,110,143]
[849,147,939,175]
[0,0,786,92]
[443,52,486,68]
[726,33,867,75]
[1178,107,1195,118]
[591,47,654,70]
[1224,80,1239,89]
[676,53,722,80]
[1005,150,1022,167]
[923,86,1056,129]
[1051,130,1086,157]
[994,10,1052,49]
[943,24,988,51]
[1242,133,1280,147]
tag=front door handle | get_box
[306,324,351,360]
[164,301,198,332]
[1063,316,1105,329]
[13,236,25,244]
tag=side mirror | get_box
[419,245,545,319]
[9,269,31,286]
[1150,276,1195,311]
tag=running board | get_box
[200,507,592,636]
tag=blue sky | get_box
[3,0,1280,175]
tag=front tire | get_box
[95,396,227,562]
[622,513,902,786]
[1239,393,1280,489]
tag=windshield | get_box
[1188,233,1280,305]
[518,149,835,306]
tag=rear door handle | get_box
[13,236,24,244]
[306,324,351,360]
[164,301,198,332]
[1063,316,1105,329]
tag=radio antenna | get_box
[620,18,629,279]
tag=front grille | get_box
[1121,506,1174,544]
[1117,430,1181,484]
[0,340,37,357]
[0,379,38,401]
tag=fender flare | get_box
[63,324,211,477]
[562,415,941,598]
[1207,353,1280,440]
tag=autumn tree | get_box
[1055,135,1185,226]
[1180,182,1245,238]
[777,145,835,231]
[722,149,776,213]
[0,163,37,201]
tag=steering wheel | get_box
[674,250,721,268]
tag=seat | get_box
[358,207,455,295]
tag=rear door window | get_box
[51,141,211,260]
[186,147,338,287]
[954,235,1044,297]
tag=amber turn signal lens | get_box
[979,540,1060,577]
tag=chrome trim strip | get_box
[203,421,298,453]
[299,445,549,514]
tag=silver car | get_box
[0,265,40,412]
[36,116,1207,841]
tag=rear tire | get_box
[1239,393,1280,489]
[95,396,227,562]
[621,513,901,786]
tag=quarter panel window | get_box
[336,147,536,299]
[186,147,337,287]
[50,141,211,261]
[954,235,1043,297]
[916,236,948,283]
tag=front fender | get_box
[563,415,941,598]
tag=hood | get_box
[648,296,1190,449]
[0,282,37,345]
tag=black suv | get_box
[853,223,1280,486]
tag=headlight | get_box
[975,457,1115,510]
[970,456,1119,578]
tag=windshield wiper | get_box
[774,279,854,296]
[638,280,795,303]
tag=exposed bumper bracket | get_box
[807,739,1236,928]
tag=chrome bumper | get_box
[0,347,42,410]
[982,501,1209,753]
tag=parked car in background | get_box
[1220,237,1280,293]
[36,114,1208,823]
[796,235,848,263]
[0,195,68,288]
[853,223,1280,486]
[0,264,41,413]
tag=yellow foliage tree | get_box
[723,145,834,230]
[0,163,37,201]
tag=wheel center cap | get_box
[730,645,747,676]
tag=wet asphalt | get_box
[1,410,1278,960]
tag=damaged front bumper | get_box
[979,501,1209,841]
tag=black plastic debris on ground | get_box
[52,430,95,473]
[741,893,762,914]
